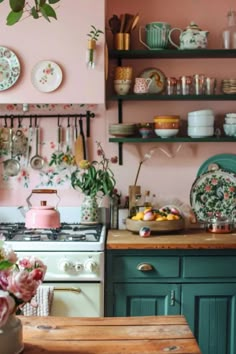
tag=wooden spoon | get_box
[124,13,134,33]
[119,14,126,32]
[74,116,84,166]
[131,13,140,31]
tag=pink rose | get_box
[0,290,15,327]
[30,268,44,281]
[19,256,47,278]
[0,270,11,290]
[1,245,18,264]
[7,270,40,303]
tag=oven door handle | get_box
[54,287,81,293]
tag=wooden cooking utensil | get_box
[119,14,126,32]
[124,13,134,33]
[74,116,84,166]
[131,13,140,31]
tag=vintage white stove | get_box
[0,207,106,317]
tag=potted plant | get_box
[0,240,47,354]
[0,0,61,25]
[86,25,104,68]
[71,141,117,223]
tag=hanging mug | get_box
[139,22,171,49]
[134,77,152,94]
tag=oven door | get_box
[46,282,104,317]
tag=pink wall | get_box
[105,0,236,210]
[0,0,235,215]
[0,0,105,104]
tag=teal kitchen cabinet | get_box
[105,249,236,354]
[182,283,236,354]
[112,283,180,316]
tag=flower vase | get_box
[81,195,99,224]
[86,39,96,69]
[0,314,24,354]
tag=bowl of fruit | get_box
[126,206,185,233]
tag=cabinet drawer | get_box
[112,256,180,280]
[183,256,236,278]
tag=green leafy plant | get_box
[86,25,104,68]
[0,0,60,25]
[71,141,117,198]
[87,25,104,41]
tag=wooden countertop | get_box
[107,229,236,249]
[21,315,201,354]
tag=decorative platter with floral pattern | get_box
[190,169,236,222]
[0,46,21,91]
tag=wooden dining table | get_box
[20,315,202,354]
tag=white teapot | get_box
[168,22,209,49]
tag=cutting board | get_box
[74,134,84,166]
[197,153,236,176]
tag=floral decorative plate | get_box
[139,67,166,94]
[31,60,63,92]
[0,46,21,91]
[190,169,236,222]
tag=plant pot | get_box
[0,314,24,354]
[86,39,96,68]
[80,195,99,224]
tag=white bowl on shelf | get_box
[225,117,236,124]
[223,123,236,137]
[187,126,214,138]
[154,128,179,138]
[188,114,214,127]
[188,109,214,116]
[225,113,236,118]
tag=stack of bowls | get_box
[153,115,180,138]
[109,123,137,137]
[187,109,215,138]
[114,66,133,95]
[223,112,236,137]
[221,79,236,94]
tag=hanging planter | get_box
[86,39,97,69]
[86,25,103,69]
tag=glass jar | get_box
[222,10,236,49]
[206,215,234,233]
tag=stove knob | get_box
[84,259,98,273]
[59,259,74,272]
[75,262,84,272]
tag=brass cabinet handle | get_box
[54,287,81,293]
[136,263,153,272]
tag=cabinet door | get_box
[113,283,180,317]
[182,284,236,354]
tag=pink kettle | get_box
[25,189,61,229]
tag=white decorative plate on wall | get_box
[0,46,21,91]
[31,60,63,93]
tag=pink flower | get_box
[1,246,18,264]
[204,185,211,192]
[0,291,15,327]
[7,270,39,303]
[211,178,218,185]
[0,270,10,290]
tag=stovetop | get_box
[0,223,106,252]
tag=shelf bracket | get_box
[118,142,123,165]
